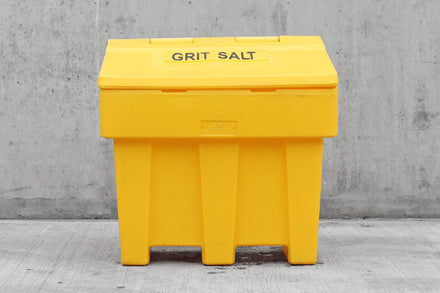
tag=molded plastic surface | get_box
[99,36,338,265]
[100,88,338,138]
[99,36,338,90]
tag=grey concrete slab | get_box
[1,0,440,218]
[0,219,439,292]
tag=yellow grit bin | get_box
[99,36,338,266]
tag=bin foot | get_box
[284,138,323,265]
[114,139,152,266]
[199,141,239,266]
[282,245,316,265]
[121,250,150,266]
[202,248,235,266]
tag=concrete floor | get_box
[0,220,439,292]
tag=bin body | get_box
[99,36,338,265]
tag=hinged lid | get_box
[98,36,338,90]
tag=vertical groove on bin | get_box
[148,140,203,246]
[234,140,289,246]
[199,141,239,265]
[282,138,323,265]
[233,141,241,252]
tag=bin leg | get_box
[114,139,152,265]
[282,138,323,265]
[199,141,239,265]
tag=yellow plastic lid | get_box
[98,36,338,90]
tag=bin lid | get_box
[98,36,338,90]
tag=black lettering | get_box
[229,52,240,60]
[248,51,256,60]
[185,53,195,60]
[218,52,227,59]
[201,52,210,59]
[241,52,250,60]
[172,52,183,61]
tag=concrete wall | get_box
[1,0,439,218]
